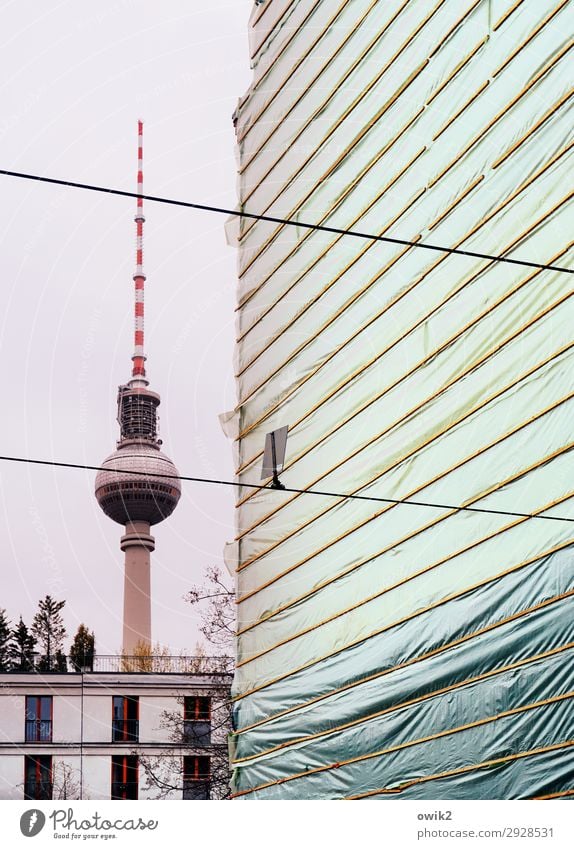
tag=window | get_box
[183,755,210,800]
[24,755,52,800]
[111,755,138,800]
[183,696,211,746]
[25,696,52,742]
[112,696,139,742]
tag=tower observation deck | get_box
[96,386,180,527]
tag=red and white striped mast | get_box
[131,119,147,388]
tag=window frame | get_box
[111,754,139,800]
[24,754,52,800]
[184,695,211,722]
[183,695,212,746]
[182,755,211,800]
[111,696,139,743]
[25,695,53,743]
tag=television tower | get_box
[95,121,181,655]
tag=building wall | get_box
[0,752,174,801]
[0,754,23,800]
[0,672,231,800]
[229,0,574,799]
[82,756,110,801]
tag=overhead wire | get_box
[0,453,573,524]
[0,169,573,523]
[0,168,572,274]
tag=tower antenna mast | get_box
[132,120,147,385]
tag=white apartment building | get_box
[0,657,231,800]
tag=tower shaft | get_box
[121,522,154,654]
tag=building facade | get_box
[0,657,231,800]
[227,0,574,798]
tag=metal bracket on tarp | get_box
[261,426,288,490]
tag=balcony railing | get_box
[111,782,138,801]
[183,720,211,747]
[25,720,52,743]
[183,780,210,800]
[1,655,233,674]
[24,781,52,800]
[112,719,139,743]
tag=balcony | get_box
[183,780,210,800]
[111,755,138,800]
[111,781,138,800]
[24,781,52,801]
[183,755,210,800]
[25,720,52,743]
[112,719,139,743]
[183,720,211,747]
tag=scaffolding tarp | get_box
[227,0,574,799]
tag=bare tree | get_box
[138,685,232,799]
[185,565,235,653]
[138,566,235,799]
[18,760,82,801]
[52,761,82,800]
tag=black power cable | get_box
[0,453,572,524]
[0,168,572,274]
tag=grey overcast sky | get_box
[0,1,253,653]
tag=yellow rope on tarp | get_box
[347,739,574,800]
[232,696,574,798]
[532,787,574,800]
[233,638,574,764]
[233,537,574,701]
[235,590,574,735]
[236,455,574,637]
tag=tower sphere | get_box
[95,441,181,526]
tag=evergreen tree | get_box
[31,596,66,672]
[9,617,36,671]
[69,624,95,671]
[0,608,11,671]
[54,650,69,673]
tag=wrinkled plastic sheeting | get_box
[227,0,574,799]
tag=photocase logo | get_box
[20,809,46,837]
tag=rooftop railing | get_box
[0,655,234,675]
